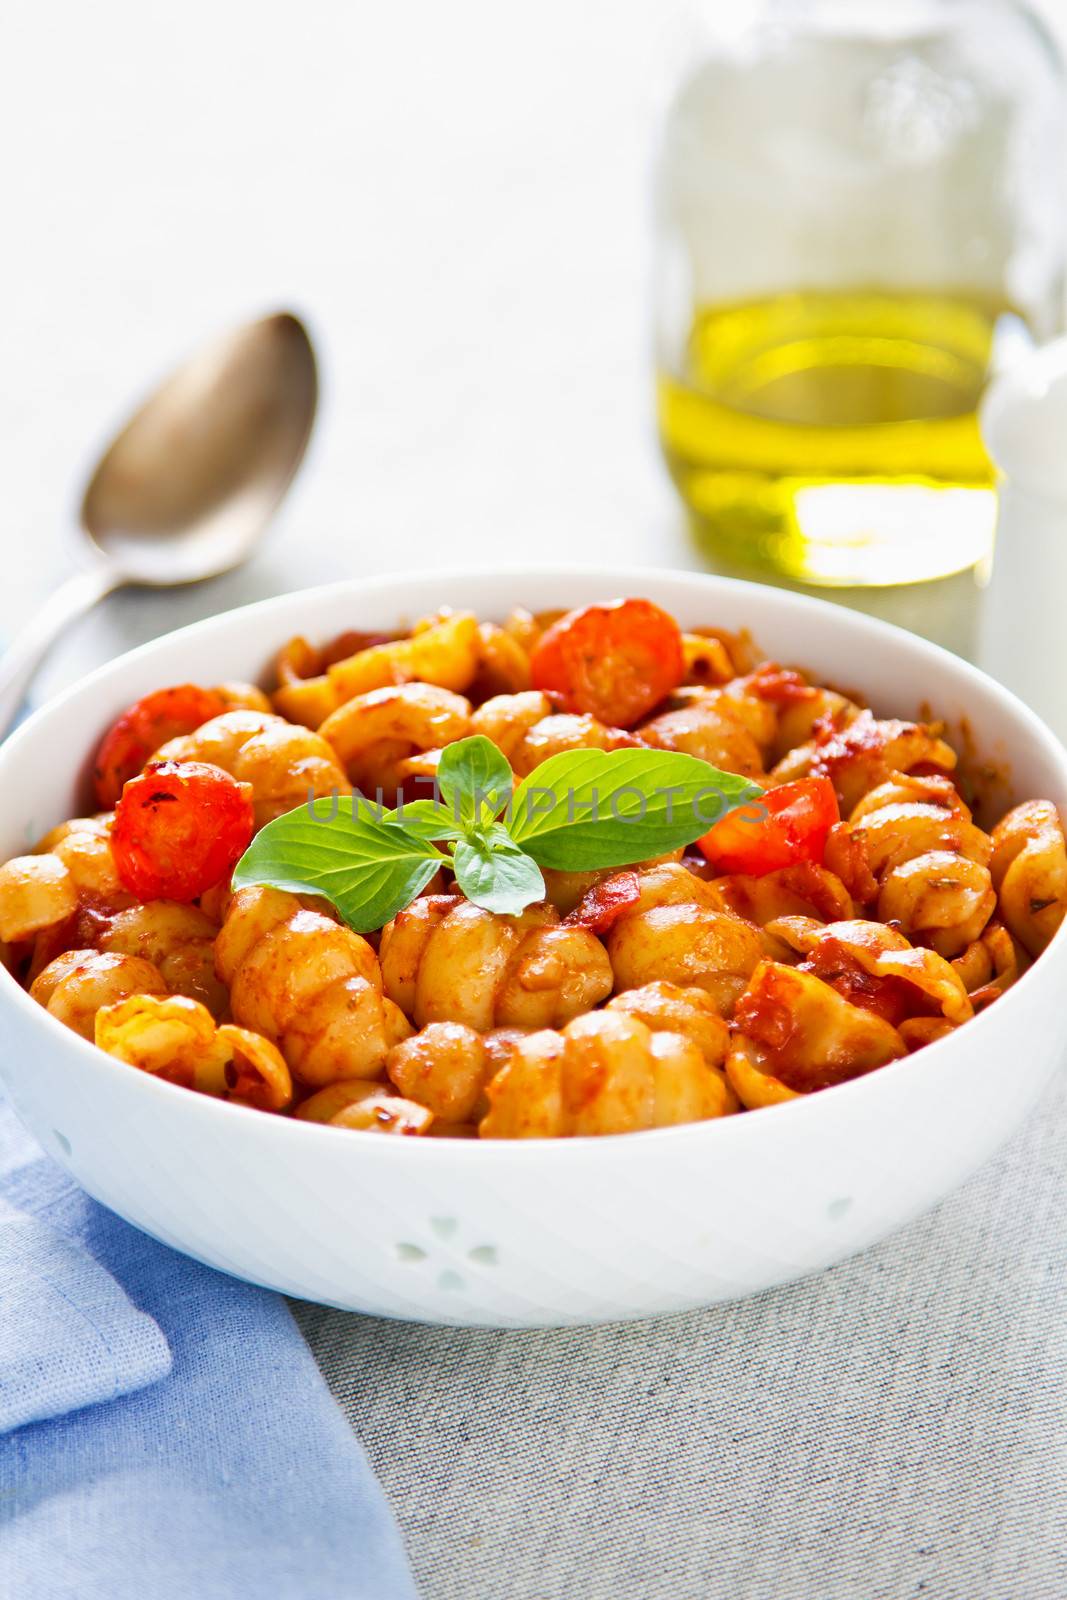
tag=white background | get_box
[1,0,1065,693]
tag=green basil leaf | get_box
[232,797,445,933]
[506,748,763,870]
[436,735,513,825]
[452,830,545,915]
[389,797,466,843]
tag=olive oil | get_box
[657,291,1021,586]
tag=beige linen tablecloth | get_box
[293,1071,1067,1600]
[6,4,1067,1590]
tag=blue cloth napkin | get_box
[0,1191,172,1432]
[0,1097,417,1600]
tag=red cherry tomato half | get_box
[112,761,255,903]
[93,685,228,808]
[530,599,685,729]
[697,777,840,877]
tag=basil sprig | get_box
[231,797,449,934]
[232,734,762,931]
[509,747,757,869]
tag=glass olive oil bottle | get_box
[654,1,1066,587]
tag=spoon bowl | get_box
[0,310,318,734]
[81,313,317,585]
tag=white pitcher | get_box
[980,340,1067,742]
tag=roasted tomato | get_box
[530,599,684,728]
[698,777,839,876]
[93,685,228,807]
[746,663,816,704]
[564,870,642,933]
[112,761,255,902]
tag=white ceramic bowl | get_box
[1,567,1065,1329]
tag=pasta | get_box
[765,916,974,1028]
[470,691,635,777]
[3,595,1064,1143]
[597,863,764,1012]
[216,886,412,1085]
[295,1078,433,1135]
[606,981,730,1066]
[30,949,169,1040]
[848,777,997,958]
[319,682,471,800]
[96,993,292,1110]
[771,708,957,813]
[728,962,907,1100]
[951,921,1024,1009]
[641,686,768,781]
[34,816,132,908]
[480,1011,738,1138]
[273,610,482,728]
[385,1021,525,1123]
[989,800,1067,957]
[156,709,348,828]
[97,902,228,1017]
[378,896,613,1031]
[0,854,78,943]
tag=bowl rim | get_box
[3,560,1067,1161]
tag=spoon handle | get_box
[0,566,121,738]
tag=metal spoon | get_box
[0,310,318,736]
